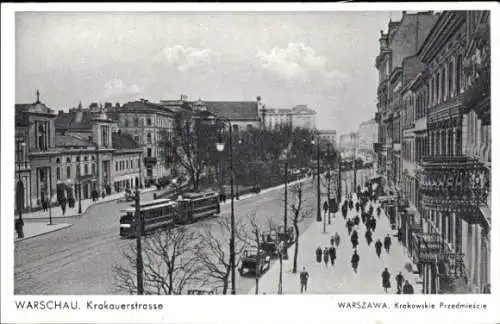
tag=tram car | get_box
[176,191,220,224]
[119,198,177,238]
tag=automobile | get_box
[276,226,295,247]
[260,230,279,257]
[238,249,271,277]
[124,189,134,201]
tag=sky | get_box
[15,11,401,135]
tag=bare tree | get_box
[289,181,313,273]
[113,226,202,295]
[195,214,248,294]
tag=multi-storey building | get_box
[318,130,337,149]
[109,99,175,186]
[260,104,317,130]
[357,119,378,165]
[375,11,438,193]
[399,10,491,294]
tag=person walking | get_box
[300,267,309,293]
[330,235,335,247]
[323,247,329,267]
[351,230,359,249]
[351,250,360,273]
[365,229,373,246]
[376,206,381,218]
[384,234,392,253]
[315,246,323,263]
[346,219,353,236]
[15,216,24,239]
[328,245,336,266]
[402,280,414,294]
[334,232,341,247]
[382,268,391,293]
[396,272,404,294]
[375,239,382,258]
[323,201,329,218]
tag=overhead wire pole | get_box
[135,190,144,295]
[315,133,322,224]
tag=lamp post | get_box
[78,153,82,214]
[312,136,322,225]
[216,119,236,295]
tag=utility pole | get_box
[135,190,144,295]
[337,152,342,203]
[316,136,321,223]
[283,159,289,259]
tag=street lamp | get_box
[311,137,322,226]
[215,120,236,295]
[78,153,82,214]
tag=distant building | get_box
[357,118,378,152]
[318,130,337,149]
[261,104,317,130]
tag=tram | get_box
[119,198,177,238]
[177,191,220,224]
[119,191,220,237]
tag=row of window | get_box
[56,155,95,164]
[116,159,140,172]
[429,128,462,157]
[123,116,171,128]
[56,163,96,180]
[429,54,463,108]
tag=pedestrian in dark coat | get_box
[328,246,336,266]
[396,272,404,294]
[42,198,48,212]
[315,246,323,263]
[375,239,382,258]
[330,235,335,246]
[382,268,391,292]
[15,217,24,239]
[300,267,309,293]
[323,201,329,215]
[354,215,360,226]
[371,217,377,231]
[323,247,329,266]
[347,220,353,235]
[384,234,392,253]
[334,232,341,247]
[351,230,359,249]
[402,280,414,294]
[377,206,381,218]
[365,229,373,246]
[397,227,403,243]
[351,250,360,273]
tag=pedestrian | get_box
[384,234,392,253]
[328,245,336,266]
[365,229,372,246]
[347,220,353,235]
[375,239,382,258]
[300,267,309,293]
[397,227,403,243]
[402,280,414,294]
[41,197,47,212]
[382,268,391,293]
[323,247,329,266]
[15,216,24,239]
[323,201,328,216]
[61,197,67,215]
[396,272,404,294]
[334,232,341,247]
[351,250,360,273]
[354,215,360,226]
[377,206,381,218]
[315,246,323,263]
[371,217,377,231]
[351,230,359,249]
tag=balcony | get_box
[144,156,158,166]
[420,156,489,224]
[437,252,468,294]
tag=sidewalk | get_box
[15,222,72,243]
[21,187,156,220]
[251,194,421,294]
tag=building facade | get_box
[261,104,317,130]
[378,10,491,294]
[318,130,337,149]
[357,118,378,153]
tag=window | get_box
[76,156,80,162]
[76,165,81,177]
[147,148,152,157]
[56,167,61,180]
[448,129,454,156]
[101,126,109,147]
[135,118,139,127]
[147,133,152,144]
[67,166,71,178]
[126,160,129,169]
[456,55,462,94]
[448,61,454,96]
[56,158,61,164]
[84,164,89,175]
[116,161,118,171]
[436,73,440,103]
[147,118,152,126]
[92,163,96,175]
[130,160,134,169]
[91,155,95,161]
[441,130,446,156]
[124,119,129,127]
[456,129,462,155]
[84,156,88,161]
[441,69,446,101]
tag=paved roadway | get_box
[14,179,319,295]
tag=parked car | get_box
[238,249,271,277]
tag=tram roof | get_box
[122,200,176,213]
[182,191,218,200]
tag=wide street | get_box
[14,178,316,295]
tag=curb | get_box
[15,223,73,243]
[22,188,157,220]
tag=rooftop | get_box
[112,132,141,150]
[204,101,258,121]
[55,134,93,147]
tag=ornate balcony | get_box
[437,251,468,294]
[420,156,489,225]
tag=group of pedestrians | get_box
[382,268,415,294]
[315,231,340,268]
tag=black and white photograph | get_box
[1,2,498,324]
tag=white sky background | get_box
[15,11,401,134]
